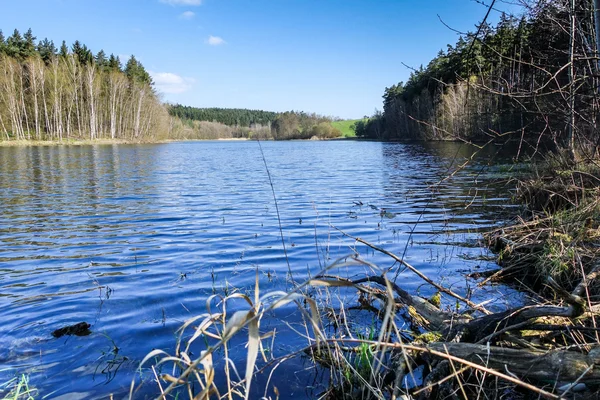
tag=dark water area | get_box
[0,140,525,399]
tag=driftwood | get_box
[348,275,585,343]
[425,343,600,384]
[351,275,470,331]
[454,304,584,342]
[316,231,600,398]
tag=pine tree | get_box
[124,55,139,81]
[79,44,93,65]
[59,40,69,58]
[37,38,57,64]
[71,40,83,59]
[22,28,37,58]
[6,29,24,59]
[125,55,152,85]
[0,30,5,54]
[95,50,107,68]
[108,53,121,71]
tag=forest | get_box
[168,105,278,128]
[168,105,343,140]
[0,28,344,142]
[0,28,169,142]
[357,0,599,157]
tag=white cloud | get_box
[207,35,226,46]
[160,0,202,5]
[150,72,195,94]
[179,11,195,19]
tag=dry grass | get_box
[486,153,600,295]
[130,243,600,399]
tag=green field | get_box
[331,119,364,138]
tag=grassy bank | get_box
[330,119,364,138]
[486,154,600,293]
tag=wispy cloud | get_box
[207,35,226,46]
[160,0,202,5]
[179,11,195,19]
[150,72,195,94]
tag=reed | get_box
[0,374,37,400]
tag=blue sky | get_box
[1,0,521,119]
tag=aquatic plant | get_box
[0,374,37,400]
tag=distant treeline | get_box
[359,0,599,152]
[167,105,342,140]
[0,28,168,141]
[168,105,278,127]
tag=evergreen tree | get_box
[59,40,69,58]
[72,41,93,64]
[125,55,139,81]
[37,38,57,64]
[125,55,152,85]
[80,44,93,65]
[108,54,122,71]
[95,50,107,68]
[22,28,37,58]
[0,30,5,54]
[71,40,83,59]
[6,29,24,59]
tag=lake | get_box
[0,140,524,399]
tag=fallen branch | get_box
[334,227,492,315]
[351,275,470,331]
[425,342,600,385]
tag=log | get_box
[425,342,600,384]
[351,276,471,331]
[348,275,586,343]
[452,304,584,342]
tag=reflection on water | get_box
[0,141,523,398]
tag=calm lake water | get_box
[0,140,523,399]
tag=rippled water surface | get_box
[0,141,523,398]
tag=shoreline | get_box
[0,137,530,148]
[0,139,145,147]
[0,138,256,147]
[0,137,363,147]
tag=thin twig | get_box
[256,139,293,281]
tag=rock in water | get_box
[52,322,92,338]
